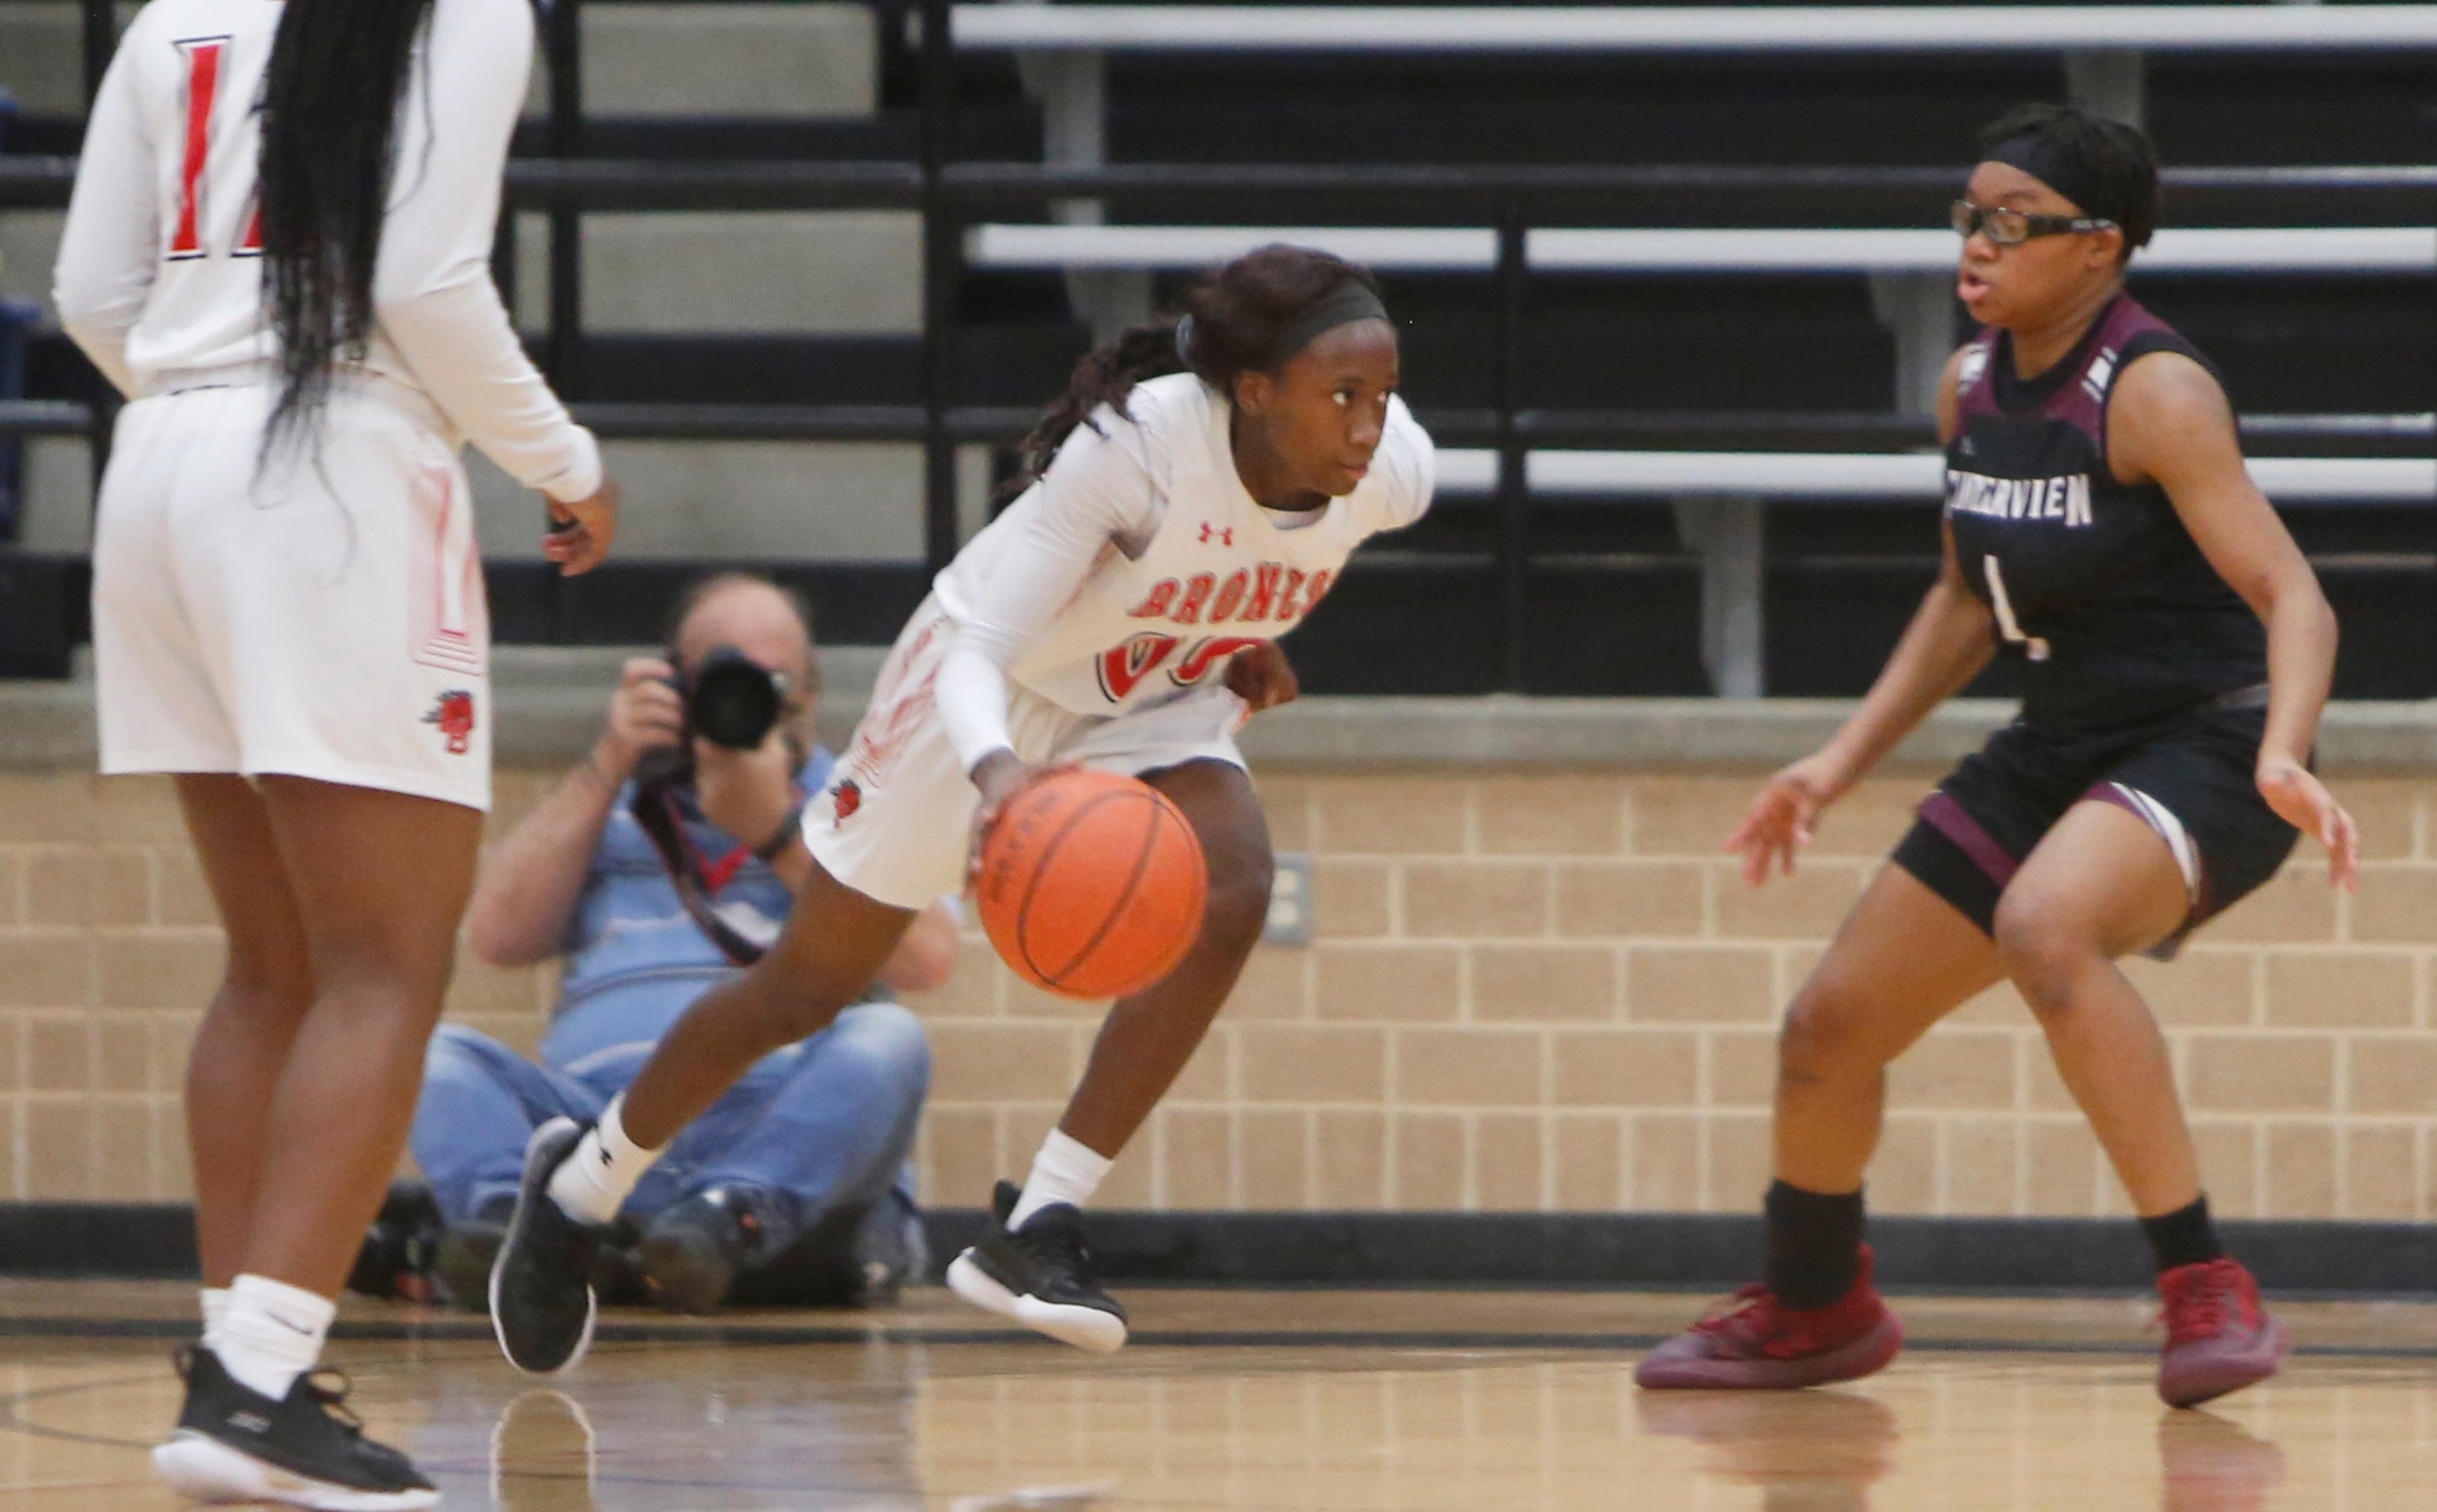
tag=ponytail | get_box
[1003,318,1187,500]
[1003,242,1384,501]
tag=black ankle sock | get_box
[1764,1179,1865,1310]
[2141,1195,2223,1274]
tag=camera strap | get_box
[628,786,767,967]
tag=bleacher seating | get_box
[945,3,2435,699]
[2,1,2430,694]
[968,225,2437,275]
[952,5,2437,52]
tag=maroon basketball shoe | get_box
[1636,1246,1904,1390]
[2155,1258,2287,1408]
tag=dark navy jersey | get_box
[1944,295,2267,731]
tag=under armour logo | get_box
[1199,523,1232,546]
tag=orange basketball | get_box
[976,769,1209,999]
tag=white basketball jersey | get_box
[90,0,286,382]
[54,0,598,501]
[937,374,1434,718]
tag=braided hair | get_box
[256,0,441,450]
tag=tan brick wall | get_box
[0,771,561,1205]
[2,765,2429,1221]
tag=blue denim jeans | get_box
[411,981,929,1254]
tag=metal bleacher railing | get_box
[2,1,2432,696]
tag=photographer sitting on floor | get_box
[403,572,958,1312]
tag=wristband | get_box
[753,800,808,863]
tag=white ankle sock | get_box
[200,1286,230,1344]
[1007,1130,1113,1230]
[546,1095,660,1226]
[216,1274,335,1400]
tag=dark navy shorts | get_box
[1889,697,2299,956]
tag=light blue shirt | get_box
[540,748,834,1073]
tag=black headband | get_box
[1985,131,2112,225]
[1260,279,1391,369]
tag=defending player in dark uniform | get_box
[1636,105,2358,1409]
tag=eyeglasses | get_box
[1950,200,2118,246]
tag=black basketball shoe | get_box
[945,1180,1128,1353]
[637,1185,780,1315]
[151,1345,438,1510]
[490,1117,608,1374]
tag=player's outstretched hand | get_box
[1725,750,1847,887]
[1224,641,1300,716]
[544,476,621,576]
[2257,757,2359,891]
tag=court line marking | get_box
[0,1348,480,1454]
[0,1368,188,1450]
[0,1365,946,1506]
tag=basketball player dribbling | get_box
[489,245,1436,1370]
[53,0,617,1501]
[1636,105,2356,1408]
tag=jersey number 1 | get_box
[1982,556,2051,663]
[169,36,263,262]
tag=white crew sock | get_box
[1007,1130,1114,1230]
[216,1274,336,1401]
[200,1286,230,1344]
[545,1094,661,1226]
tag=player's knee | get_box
[1991,895,2094,1018]
[213,944,312,1022]
[1778,977,1881,1082]
[304,931,457,1020]
[1200,848,1274,952]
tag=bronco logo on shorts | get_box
[424,690,477,754]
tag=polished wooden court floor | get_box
[4,1279,2435,1508]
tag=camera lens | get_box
[689,646,784,750]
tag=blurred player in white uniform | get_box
[54,0,616,1499]
[490,244,1432,1370]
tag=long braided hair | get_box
[255,0,440,450]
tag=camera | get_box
[684,644,790,750]
[634,645,792,791]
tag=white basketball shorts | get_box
[803,601,1248,911]
[92,381,492,811]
